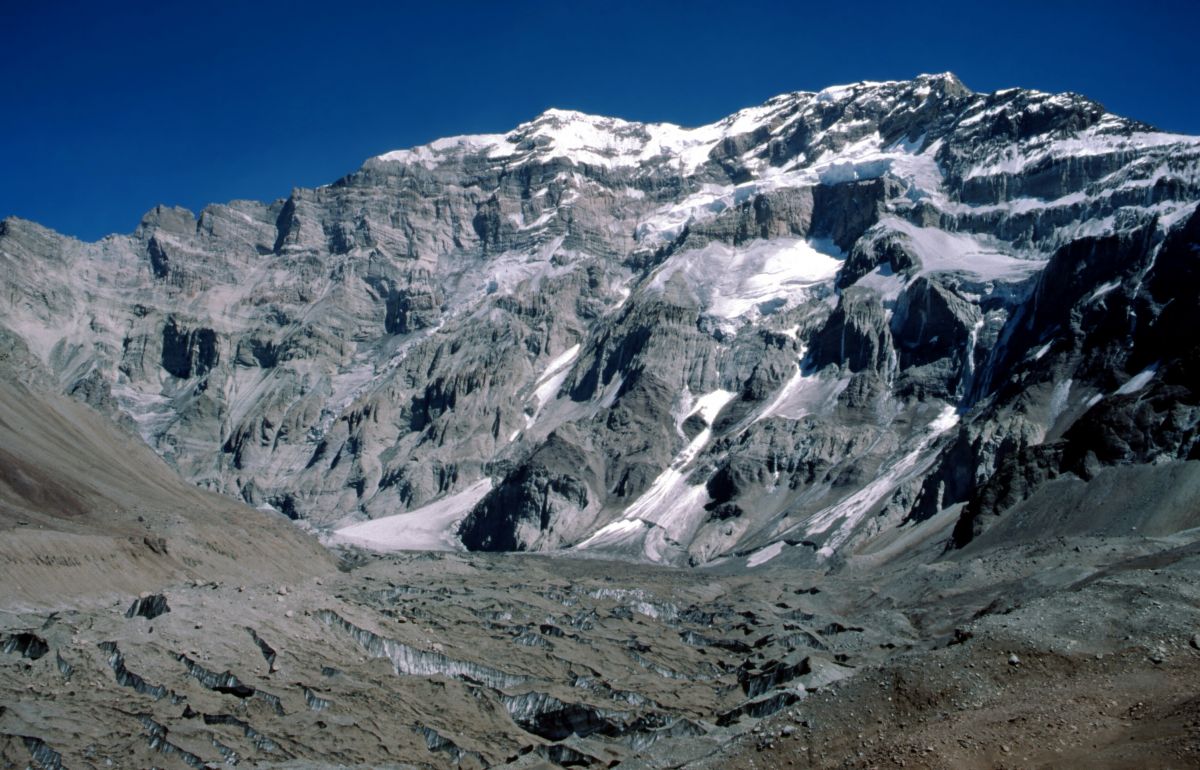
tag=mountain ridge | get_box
[1,72,1197,569]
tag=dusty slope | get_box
[0,376,334,606]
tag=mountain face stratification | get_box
[2,73,1198,566]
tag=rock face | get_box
[2,73,1199,565]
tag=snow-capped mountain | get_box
[2,72,1198,566]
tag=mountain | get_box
[4,72,1200,770]
[1,72,1198,569]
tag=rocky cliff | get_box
[2,72,1197,566]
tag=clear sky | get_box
[3,0,1197,241]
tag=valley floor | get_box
[3,524,1199,769]
[698,543,1200,769]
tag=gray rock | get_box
[1,73,1198,565]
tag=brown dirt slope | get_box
[0,378,334,606]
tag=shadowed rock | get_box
[126,593,170,620]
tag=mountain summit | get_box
[2,73,1198,567]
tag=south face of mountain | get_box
[2,72,1197,567]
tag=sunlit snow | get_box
[377,134,516,169]
[330,479,493,552]
[876,217,1045,281]
[577,389,737,561]
[648,238,842,320]
[803,406,960,559]
[962,130,1200,181]
[531,343,580,408]
[746,541,787,568]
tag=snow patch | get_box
[536,345,581,388]
[376,134,515,169]
[576,389,737,562]
[648,238,843,320]
[330,479,493,552]
[1048,379,1072,426]
[804,405,960,558]
[1088,280,1121,301]
[746,541,786,568]
[530,343,581,411]
[877,217,1045,281]
[690,389,737,425]
[752,357,849,424]
[1114,364,1158,396]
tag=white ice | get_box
[531,343,581,408]
[576,389,736,560]
[875,217,1045,281]
[648,238,842,320]
[329,478,493,552]
[376,134,516,169]
[962,129,1200,181]
[746,541,786,568]
[752,355,850,424]
[804,405,960,558]
[1114,364,1158,396]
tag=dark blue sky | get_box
[3,0,1197,241]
